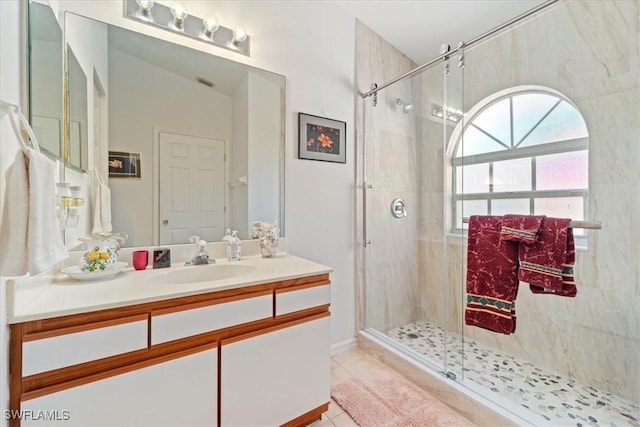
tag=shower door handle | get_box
[391,198,407,219]
[363,182,372,247]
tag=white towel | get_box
[0,150,68,276]
[92,169,113,234]
[26,149,68,275]
[0,151,29,276]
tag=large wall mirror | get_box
[28,3,285,248]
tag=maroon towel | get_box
[527,221,577,297]
[465,216,519,335]
[500,214,545,243]
[518,217,576,297]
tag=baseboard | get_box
[330,338,357,356]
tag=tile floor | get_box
[309,349,364,426]
[388,320,640,427]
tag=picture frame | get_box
[108,151,141,178]
[298,113,346,163]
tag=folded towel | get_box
[517,217,575,296]
[26,149,68,275]
[519,218,578,297]
[92,169,112,234]
[0,151,29,276]
[465,215,520,335]
[500,214,545,243]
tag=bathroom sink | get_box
[150,264,257,285]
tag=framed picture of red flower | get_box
[298,113,346,163]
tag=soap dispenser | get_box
[227,231,241,261]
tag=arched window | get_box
[449,86,589,242]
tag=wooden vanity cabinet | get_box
[9,274,331,427]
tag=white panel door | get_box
[22,348,218,427]
[221,317,330,426]
[159,132,225,244]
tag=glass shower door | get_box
[362,72,443,369]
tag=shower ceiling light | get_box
[123,0,251,56]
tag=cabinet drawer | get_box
[151,292,272,345]
[276,284,330,316]
[23,316,148,376]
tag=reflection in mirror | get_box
[66,46,88,172]
[28,1,63,159]
[63,13,285,248]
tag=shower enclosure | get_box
[357,1,639,425]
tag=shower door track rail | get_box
[462,217,602,229]
[360,0,559,99]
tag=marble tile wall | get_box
[355,21,421,332]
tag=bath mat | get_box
[331,368,475,427]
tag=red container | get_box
[132,250,149,271]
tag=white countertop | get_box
[7,253,332,324]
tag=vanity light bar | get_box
[123,0,250,57]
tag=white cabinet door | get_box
[221,317,330,427]
[21,348,218,427]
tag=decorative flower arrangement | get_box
[80,246,115,272]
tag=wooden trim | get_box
[281,402,329,427]
[9,324,23,427]
[23,313,149,342]
[22,342,218,401]
[21,332,218,395]
[275,280,330,294]
[151,289,272,317]
[15,275,330,336]
[17,282,277,335]
[221,311,330,346]
[275,274,330,291]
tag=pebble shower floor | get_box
[387,321,640,427]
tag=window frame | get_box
[447,86,589,245]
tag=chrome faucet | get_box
[185,236,215,266]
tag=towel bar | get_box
[462,217,601,229]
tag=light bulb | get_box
[136,0,154,11]
[203,16,219,34]
[135,0,154,21]
[232,27,248,43]
[170,2,188,22]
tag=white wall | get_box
[56,0,357,346]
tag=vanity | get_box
[7,253,332,427]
